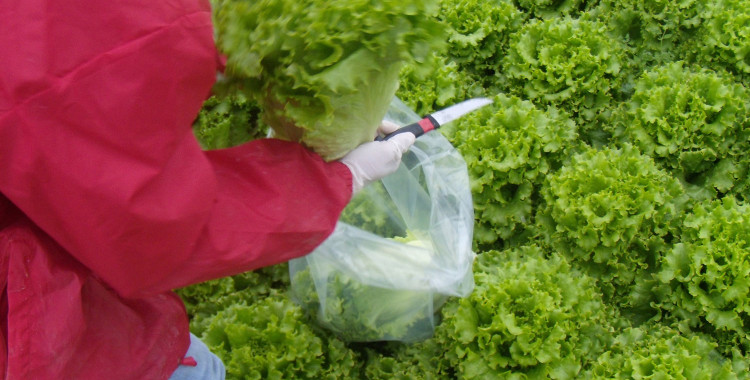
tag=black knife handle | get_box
[375,115,439,141]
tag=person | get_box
[0,1,416,379]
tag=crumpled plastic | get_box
[290,97,475,342]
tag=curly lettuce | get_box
[538,144,686,308]
[212,0,445,160]
[438,245,618,379]
[397,52,486,116]
[590,0,706,70]
[176,264,290,336]
[657,197,750,356]
[192,93,267,150]
[692,0,750,84]
[514,0,594,19]
[444,93,578,249]
[585,323,744,379]
[200,296,361,380]
[362,339,452,380]
[438,0,526,90]
[610,62,750,200]
[502,16,625,145]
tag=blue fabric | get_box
[169,334,226,380]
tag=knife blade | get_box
[376,97,493,141]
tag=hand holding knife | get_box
[376,98,493,141]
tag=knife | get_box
[376,98,493,141]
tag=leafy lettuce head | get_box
[501,17,625,142]
[445,93,577,248]
[694,0,750,82]
[438,0,525,89]
[200,296,361,379]
[212,0,445,160]
[396,52,485,116]
[610,62,750,199]
[657,197,750,356]
[586,323,743,379]
[515,0,591,19]
[439,245,616,379]
[538,144,686,306]
[591,0,705,50]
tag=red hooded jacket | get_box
[0,0,353,378]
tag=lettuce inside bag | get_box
[289,97,475,342]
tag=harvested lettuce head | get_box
[290,230,439,342]
[291,265,438,343]
[212,0,445,160]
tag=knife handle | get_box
[375,115,439,141]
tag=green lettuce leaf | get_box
[590,0,706,72]
[192,93,268,150]
[176,264,290,336]
[514,0,595,19]
[362,339,453,380]
[397,51,486,116]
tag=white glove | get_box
[339,121,416,194]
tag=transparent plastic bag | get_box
[289,97,475,342]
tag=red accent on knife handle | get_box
[418,118,435,133]
[376,115,440,141]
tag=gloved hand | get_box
[339,121,416,194]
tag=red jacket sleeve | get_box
[0,0,353,298]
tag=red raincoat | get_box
[0,0,353,378]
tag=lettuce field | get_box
[182,0,750,378]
